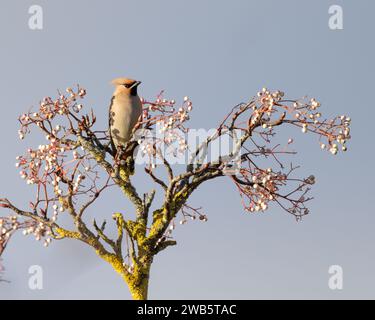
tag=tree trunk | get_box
[126,261,152,300]
[98,251,152,300]
[128,275,149,300]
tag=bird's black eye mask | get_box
[123,81,141,96]
[123,83,138,96]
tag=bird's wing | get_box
[108,95,116,153]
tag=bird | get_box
[108,77,142,154]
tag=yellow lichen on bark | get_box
[95,249,148,299]
[147,208,167,239]
[55,227,81,240]
[125,219,146,243]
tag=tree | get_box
[0,85,351,299]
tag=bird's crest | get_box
[111,77,137,86]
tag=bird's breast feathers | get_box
[109,94,142,148]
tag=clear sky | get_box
[0,0,374,299]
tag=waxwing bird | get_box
[108,77,142,153]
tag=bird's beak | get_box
[130,81,142,89]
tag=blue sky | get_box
[0,0,374,299]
